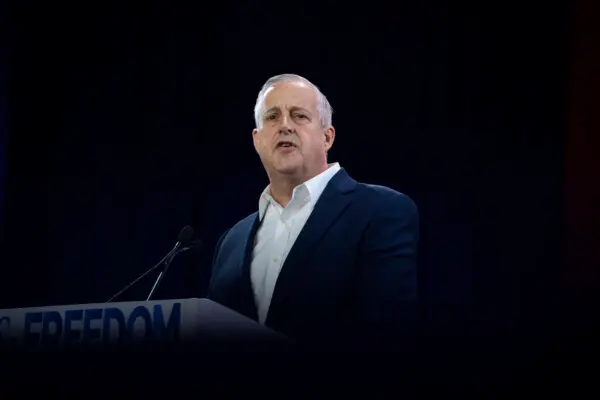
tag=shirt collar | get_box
[258,162,341,220]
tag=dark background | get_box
[0,0,7,243]
[1,0,598,381]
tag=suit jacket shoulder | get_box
[355,182,419,222]
[221,212,256,243]
[212,212,257,271]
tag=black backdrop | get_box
[0,0,7,244]
[2,1,571,369]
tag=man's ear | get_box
[324,126,335,152]
[252,128,259,152]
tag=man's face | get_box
[252,81,335,179]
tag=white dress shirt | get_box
[251,163,342,324]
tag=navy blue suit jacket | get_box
[207,168,418,351]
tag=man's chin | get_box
[273,163,302,176]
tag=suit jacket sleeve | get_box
[356,190,419,350]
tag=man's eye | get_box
[265,114,277,120]
[294,114,307,119]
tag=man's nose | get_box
[278,116,294,134]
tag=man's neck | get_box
[269,165,329,207]
[269,181,298,207]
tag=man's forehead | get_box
[264,82,317,108]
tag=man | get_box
[208,74,418,351]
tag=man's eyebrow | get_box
[289,106,311,114]
[263,106,312,116]
[263,106,280,115]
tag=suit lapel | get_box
[237,213,262,320]
[265,169,357,325]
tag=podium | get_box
[0,298,298,391]
[0,297,289,349]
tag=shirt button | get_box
[273,257,279,263]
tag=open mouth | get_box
[276,141,296,149]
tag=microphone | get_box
[105,226,201,303]
[146,226,195,301]
[182,240,204,253]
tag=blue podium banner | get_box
[0,299,190,346]
[0,298,284,348]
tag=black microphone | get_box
[146,226,196,301]
[105,226,200,303]
[181,240,204,253]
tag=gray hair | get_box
[253,74,333,130]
